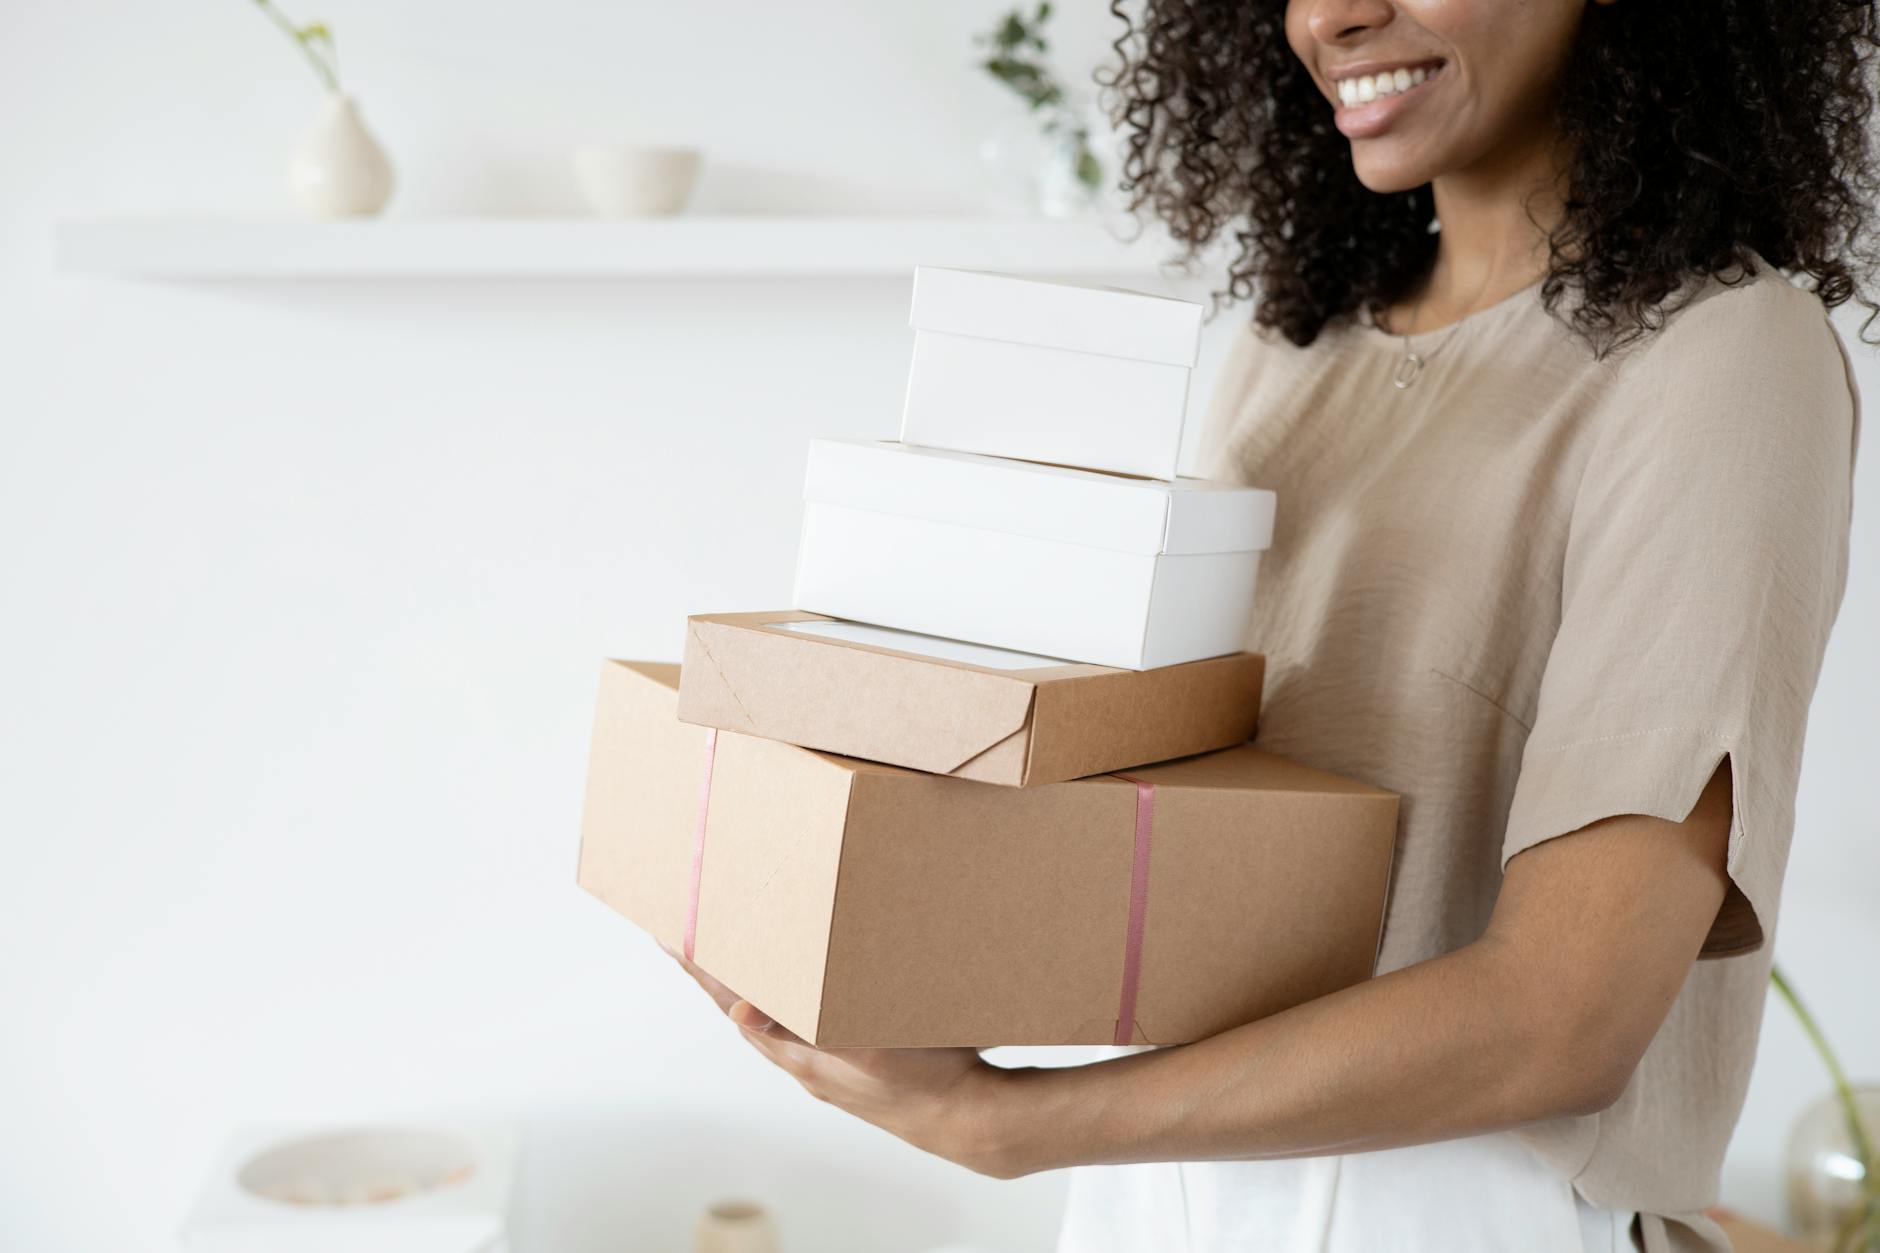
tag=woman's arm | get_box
[996,756,1734,1172]
[670,759,1734,1178]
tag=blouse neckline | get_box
[1355,274,1547,344]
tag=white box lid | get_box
[909,266,1203,367]
[803,439,1275,556]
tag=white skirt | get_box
[1056,1131,1635,1253]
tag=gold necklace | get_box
[1390,283,1466,390]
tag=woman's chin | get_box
[1349,147,1439,197]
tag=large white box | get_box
[901,267,1204,480]
[792,439,1276,670]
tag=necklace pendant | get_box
[1392,351,1424,390]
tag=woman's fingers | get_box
[727,999,773,1031]
[735,1013,826,1084]
[658,938,742,1013]
[660,941,802,1045]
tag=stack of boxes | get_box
[579,268,1401,1048]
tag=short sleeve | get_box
[1500,274,1859,955]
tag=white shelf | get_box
[54,216,1198,280]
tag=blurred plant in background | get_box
[975,4,1103,216]
[1775,965,1879,1252]
[253,0,340,95]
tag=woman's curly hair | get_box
[1101,0,1880,354]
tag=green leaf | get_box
[982,54,1061,108]
[1076,147,1103,191]
[977,4,1069,109]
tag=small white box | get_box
[792,439,1276,670]
[901,267,1204,480]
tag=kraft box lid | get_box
[579,660,1399,1047]
[909,266,1203,367]
[677,610,1264,786]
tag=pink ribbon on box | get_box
[1109,772,1157,1046]
[682,728,718,963]
[681,730,1157,1046]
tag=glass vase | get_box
[1786,1082,1880,1252]
[977,101,1107,219]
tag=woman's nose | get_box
[1297,0,1397,45]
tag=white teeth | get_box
[1336,64,1435,107]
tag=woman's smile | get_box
[1329,59,1446,139]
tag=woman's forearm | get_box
[986,782,1736,1178]
[993,932,1595,1175]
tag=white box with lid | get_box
[900,267,1204,480]
[792,439,1276,670]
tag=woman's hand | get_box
[662,942,1033,1178]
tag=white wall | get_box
[1,3,1874,1251]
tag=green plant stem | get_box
[1772,964,1880,1250]
[253,0,338,94]
[1773,967,1878,1178]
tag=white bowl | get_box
[182,1123,515,1253]
[237,1126,477,1207]
[573,145,701,217]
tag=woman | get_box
[671,1,1869,1249]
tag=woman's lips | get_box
[1332,62,1444,140]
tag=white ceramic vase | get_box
[288,94,394,218]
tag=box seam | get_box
[1369,800,1404,976]
[1172,373,1194,473]
[1015,687,1043,784]
[896,324,920,441]
[685,621,759,731]
[911,324,1199,371]
[801,498,1192,560]
[1135,561,1159,668]
[814,771,860,1046]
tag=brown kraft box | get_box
[677,610,1266,787]
[578,660,1400,1047]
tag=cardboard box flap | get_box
[910,267,1203,367]
[615,658,681,694]
[1023,652,1264,786]
[681,613,1041,775]
[803,439,1275,557]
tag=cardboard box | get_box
[579,660,1399,1047]
[902,267,1202,480]
[678,611,1265,787]
[792,439,1277,670]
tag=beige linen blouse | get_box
[1198,255,1860,1253]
